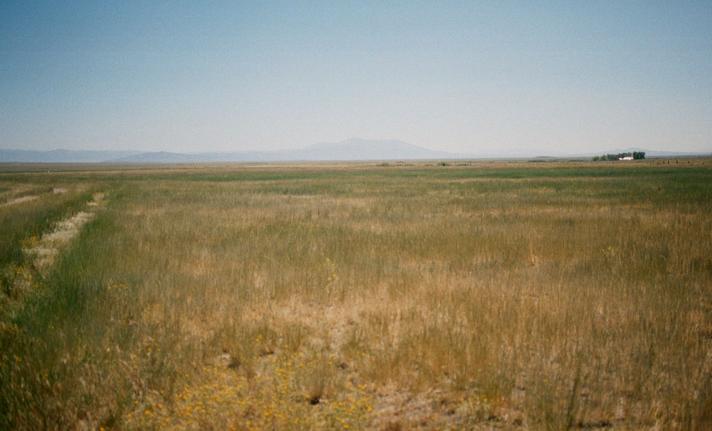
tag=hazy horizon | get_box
[1,137,709,159]
[2,1,711,155]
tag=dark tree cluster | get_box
[592,152,645,161]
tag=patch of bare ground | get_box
[0,195,39,207]
[24,192,105,272]
[0,186,67,207]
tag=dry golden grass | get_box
[1,159,711,430]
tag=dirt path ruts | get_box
[23,192,105,272]
[1,187,68,208]
[0,195,39,207]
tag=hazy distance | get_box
[1,1,711,156]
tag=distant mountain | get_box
[108,151,203,164]
[0,149,141,163]
[105,151,258,163]
[1,140,457,163]
[105,139,458,163]
[291,138,455,161]
[2,142,708,163]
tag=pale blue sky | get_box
[1,1,711,155]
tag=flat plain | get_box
[1,159,711,430]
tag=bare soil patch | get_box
[1,195,39,207]
[24,192,105,271]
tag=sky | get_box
[1,1,711,155]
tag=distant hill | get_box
[107,139,457,163]
[290,139,456,161]
[1,139,458,164]
[108,151,204,164]
[0,149,141,163]
[298,138,455,160]
[1,142,708,163]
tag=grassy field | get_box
[1,159,711,430]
